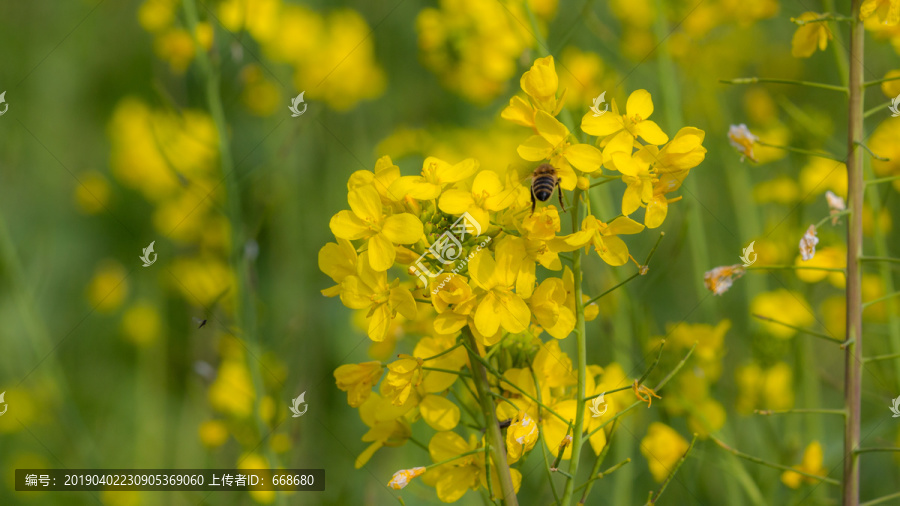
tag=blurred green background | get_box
[2,0,900,505]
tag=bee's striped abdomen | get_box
[532,176,556,202]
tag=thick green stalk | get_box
[843,3,864,504]
[560,188,588,506]
[463,329,518,505]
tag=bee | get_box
[530,163,565,214]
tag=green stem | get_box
[863,102,891,118]
[862,492,900,506]
[463,329,518,505]
[863,75,900,87]
[790,12,853,25]
[854,448,900,454]
[719,77,847,93]
[863,352,900,363]
[584,344,696,442]
[646,434,698,504]
[865,174,900,185]
[585,339,665,402]
[576,421,619,502]
[560,188,588,506]
[422,342,463,361]
[747,265,846,273]
[863,291,900,310]
[710,436,840,485]
[844,4,865,503]
[860,256,900,264]
[815,210,850,229]
[422,366,471,376]
[756,141,843,162]
[752,314,842,343]
[855,141,890,161]
[754,408,846,416]
[530,367,562,505]
[425,449,484,470]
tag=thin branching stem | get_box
[752,314,843,343]
[720,77,848,93]
[710,436,840,485]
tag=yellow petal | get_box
[518,135,554,161]
[613,152,640,176]
[645,196,668,228]
[622,183,643,216]
[474,293,502,336]
[429,431,471,462]
[367,233,396,271]
[498,292,530,333]
[348,185,382,221]
[535,110,569,147]
[501,95,535,127]
[382,213,424,244]
[420,395,461,431]
[626,89,654,120]
[472,170,504,195]
[521,56,558,99]
[597,235,630,266]
[390,286,417,320]
[564,143,603,173]
[329,210,370,240]
[367,304,391,342]
[634,120,669,145]
[439,189,475,214]
[581,109,623,137]
[605,216,645,235]
[602,130,636,166]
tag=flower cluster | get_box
[138,0,385,112]
[321,56,706,502]
[416,0,558,104]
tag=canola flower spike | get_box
[319,52,707,504]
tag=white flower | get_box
[799,225,819,261]
[825,191,846,225]
[728,124,759,162]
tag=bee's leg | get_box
[530,186,537,215]
[557,179,566,212]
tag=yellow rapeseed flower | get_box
[781,441,827,488]
[640,422,689,482]
[861,0,900,25]
[553,215,645,266]
[334,361,383,408]
[330,185,424,271]
[339,253,417,342]
[517,111,604,190]
[791,13,833,58]
[86,260,129,313]
[581,89,669,161]
[751,290,815,338]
